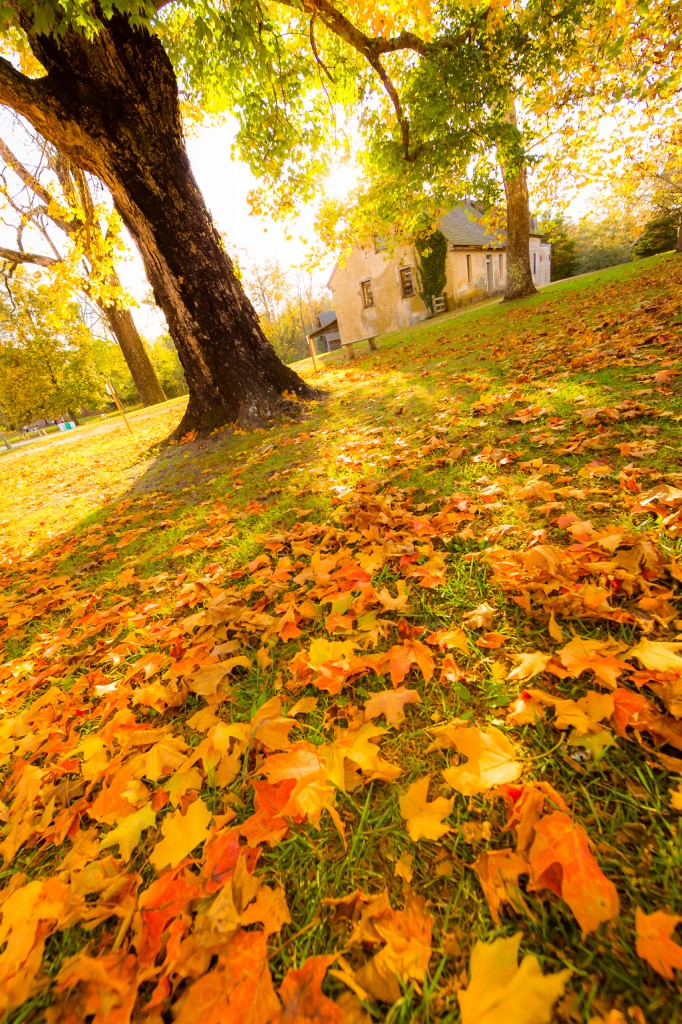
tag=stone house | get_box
[327,202,552,346]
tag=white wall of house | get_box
[447,249,506,303]
[530,237,552,286]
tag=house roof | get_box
[308,315,339,339]
[438,204,504,249]
[317,310,337,329]
[438,203,543,249]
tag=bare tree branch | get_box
[0,136,74,233]
[0,244,59,267]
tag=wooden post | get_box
[105,381,133,434]
[306,335,319,374]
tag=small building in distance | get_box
[307,310,341,353]
[328,202,551,346]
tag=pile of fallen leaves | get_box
[2,256,682,1022]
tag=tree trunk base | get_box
[502,281,538,302]
[171,381,326,439]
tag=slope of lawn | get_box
[2,253,682,1022]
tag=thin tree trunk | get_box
[676,215,682,253]
[501,102,537,302]
[98,290,167,406]
[0,135,168,408]
[100,263,166,407]
[2,12,319,436]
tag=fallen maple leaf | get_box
[528,811,619,936]
[387,638,435,685]
[399,776,453,841]
[472,848,529,924]
[278,955,341,1023]
[99,802,156,862]
[635,907,682,979]
[463,602,497,630]
[364,687,421,725]
[508,651,551,683]
[458,932,571,1024]
[440,725,522,795]
[173,929,280,1024]
[627,639,682,673]
[353,887,432,1003]
[149,797,212,871]
[327,723,402,791]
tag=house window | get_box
[499,254,503,275]
[361,279,374,307]
[399,266,415,298]
[374,234,387,253]
[466,254,472,283]
[533,253,537,275]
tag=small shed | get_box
[307,311,341,353]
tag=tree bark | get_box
[500,102,537,303]
[0,12,319,435]
[97,279,167,407]
[676,215,682,253]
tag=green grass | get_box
[2,253,682,1021]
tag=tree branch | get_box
[0,56,51,129]
[0,245,59,267]
[0,135,56,210]
[277,0,423,159]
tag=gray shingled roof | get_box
[438,204,542,248]
[438,204,505,249]
[307,312,340,339]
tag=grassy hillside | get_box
[1,253,682,1022]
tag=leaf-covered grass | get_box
[2,253,682,1022]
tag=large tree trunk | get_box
[501,103,537,303]
[676,215,682,253]
[2,12,318,435]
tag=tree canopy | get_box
[0,270,102,426]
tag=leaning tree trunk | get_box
[1,12,318,435]
[500,102,537,303]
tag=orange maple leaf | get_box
[635,907,682,979]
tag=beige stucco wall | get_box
[330,237,551,343]
[446,249,506,305]
[329,244,428,345]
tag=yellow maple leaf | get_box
[627,639,682,673]
[441,726,522,795]
[99,802,156,862]
[399,776,453,841]
[458,932,571,1024]
[149,798,212,871]
[508,651,551,683]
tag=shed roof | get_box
[308,315,339,339]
